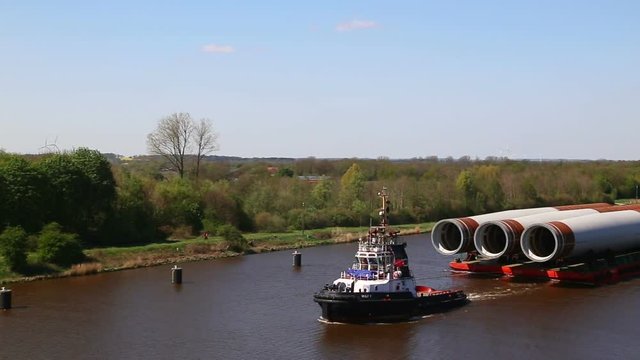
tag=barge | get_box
[450,250,640,285]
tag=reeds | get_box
[64,262,103,276]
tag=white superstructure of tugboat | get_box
[313,187,468,323]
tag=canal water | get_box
[2,234,640,359]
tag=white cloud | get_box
[201,44,235,54]
[335,19,378,32]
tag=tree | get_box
[276,167,294,177]
[193,118,219,179]
[37,153,88,234]
[147,113,195,178]
[70,148,117,241]
[35,149,116,243]
[37,222,85,267]
[152,178,203,235]
[0,154,47,231]
[106,170,157,244]
[200,180,243,229]
[0,167,6,230]
[455,169,477,210]
[339,163,365,209]
[311,180,334,209]
[0,226,28,271]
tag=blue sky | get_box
[1,1,639,159]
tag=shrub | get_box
[218,224,247,253]
[0,226,28,271]
[37,223,85,266]
[313,230,333,240]
[254,212,286,232]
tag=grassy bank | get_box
[0,222,435,284]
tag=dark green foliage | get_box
[37,223,85,267]
[235,205,255,232]
[218,224,247,252]
[298,209,331,229]
[200,180,243,229]
[69,148,117,236]
[153,178,203,234]
[103,171,157,244]
[328,209,357,227]
[389,208,415,225]
[0,226,28,271]
[0,154,47,231]
[37,153,90,234]
[0,168,6,230]
[3,148,640,264]
[276,167,294,177]
[36,149,116,243]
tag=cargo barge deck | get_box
[450,250,640,285]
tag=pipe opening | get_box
[481,224,507,255]
[522,226,558,262]
[441,222,462,251]
[431,221,464,255]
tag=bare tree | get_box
[147,113,195,178]
[193,118,219,179]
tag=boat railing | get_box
[358,244,390,252]
[340,271,382,281]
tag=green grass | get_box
[246,222,435,251]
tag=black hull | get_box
[313,290,468,324]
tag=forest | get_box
[1,147,640,272]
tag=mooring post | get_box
[293,251,302,267]
[1,287,11,310]
[171,265,183,284]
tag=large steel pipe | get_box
[521,209,640,263]
[473,205,640,259]
[431,203,609,255]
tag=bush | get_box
[37,223,85,266]
[389,208,416,225]
[313,230,333,240]
[152,178,203,234]
[254,212,286,232]
[0,226,28,271]
[218,224,247,253]
[328,209,357,227]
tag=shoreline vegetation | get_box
[4,144,639,286]
[0,222,434,284]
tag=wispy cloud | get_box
[335,19,378,32]
[201,44,235,54]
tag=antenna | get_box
[378,186,389,227]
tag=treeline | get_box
[1,149,640,271]
[0,149,117,269]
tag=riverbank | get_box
[0,222,434,284]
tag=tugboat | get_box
[313,187,469,323]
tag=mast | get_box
[378,187,390,228]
